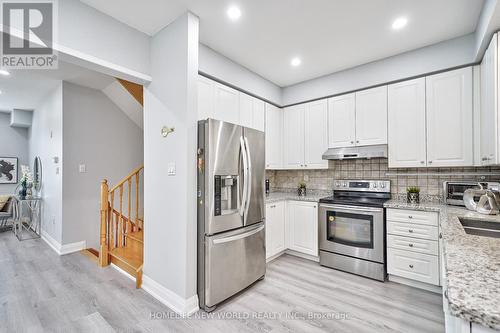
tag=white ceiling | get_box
[0,61,114,113]
[79,0,484,87]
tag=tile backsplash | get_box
[266,158,500,197]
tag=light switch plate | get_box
[79,164,86,173]
[168,162,176,176]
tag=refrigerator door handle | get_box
[239,136,248,216]
[244,136,252,218]
[212,224,264,244]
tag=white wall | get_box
[474,0,500,60]
[143,12,199,313]
[62,82,144,248]
[199,44,282,105]
[29,84,64,243]
[58,0,151,77]
[0,113,29,195]
[282,34,476,105]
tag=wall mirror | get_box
[33,156,42,193]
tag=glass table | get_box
[12,196,42,241]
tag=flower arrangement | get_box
[19,165,33,199]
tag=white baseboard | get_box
[142,274,199,316]
[388,274,442,294]
[41,229,86,256]
[60,240,87,255]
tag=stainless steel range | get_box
[318,180,391,281]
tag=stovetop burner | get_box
[319,179,391,208]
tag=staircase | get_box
[99,165,144,288]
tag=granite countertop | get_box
[384,199,500,330]
[265,190,330,204]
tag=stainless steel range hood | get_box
[322,144,388,160]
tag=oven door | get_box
[319,204,384,263]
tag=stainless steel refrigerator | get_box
[197,119,265,312]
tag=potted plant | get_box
[298,181,307,197]
[407,186,420,204]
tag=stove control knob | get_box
[342,182,347,187]
[335,182,340,187]
[380,182,386,189]
[372,183,378,188]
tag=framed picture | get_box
[0,157,18,184]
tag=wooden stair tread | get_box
[126,230,143,243]
[109,246,143,271]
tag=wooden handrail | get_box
[109,165,144,193]
[99,165,143,267]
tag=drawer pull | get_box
[408,229,414,233]
[408,243,414,247]
[409,264,414,269]
[408,215,413,219]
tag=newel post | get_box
[99,179,109,267]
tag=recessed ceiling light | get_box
[392,17,408,30]
[291,57,301,67]
[227,6,242,21]
[0,69,10,76]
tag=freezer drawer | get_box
[203,222,265,308]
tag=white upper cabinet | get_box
[265,103,283,169]
[283,104,306,169]
[239,92,265,131]
[197,75,266,131]
[328,93,356,148]
[214,82,240,124]
[239,92,254,128]
[198,76,215,120]
[304,99,329,168]
[283,100,328,169]
[480,35,498,166]
[253,99,265,132]
[388,78,427,168]
[355,86,388,146]
[426,67,473,167]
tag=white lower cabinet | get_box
[265,200,318,260]
[287,201,318,256]
[265,202,286,260]
[386,208,440,287]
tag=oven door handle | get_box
[319,204,383,214]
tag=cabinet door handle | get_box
[350,141,354,144]
[482,157,488,161]
[420,161,425,164]
[408,229,414,233]
[304,164,308,167]
[356,140,359,144]
[409,264,414,269]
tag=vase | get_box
[19,186,27,200]
[407,192,419,204]
[26,184,33,199]
[298,187,306,197]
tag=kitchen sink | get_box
[458,217,500,239]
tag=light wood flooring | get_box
[0,231,444,332]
